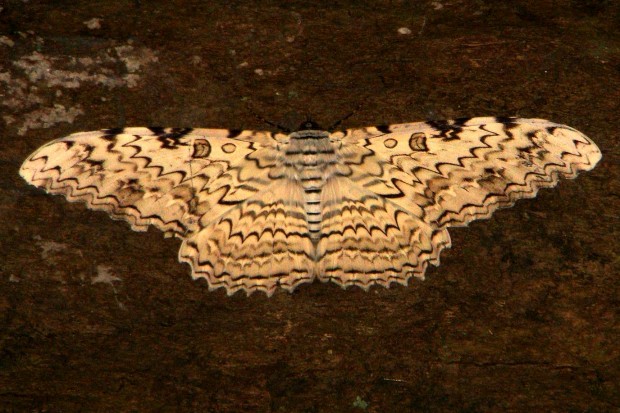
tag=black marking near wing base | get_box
[376,125,392,134]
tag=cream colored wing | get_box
[20,117,602,296]
[20,127,318,295]
[317,176,450,289]
[321,117,601,288]
[179,178,316,296]
[20,127,280,237]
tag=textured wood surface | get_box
[1,1,618,411]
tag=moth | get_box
[20,117,601,296]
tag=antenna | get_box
[327,100,367,132]
[244,99,291,133]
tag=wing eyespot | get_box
[384,138,398,149]
[192,139,211,158]
[222,143,237,154]
[408,132,428,151]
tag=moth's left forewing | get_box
[338,123,437,217]
[331,117,601,289]
[350,117,601,230]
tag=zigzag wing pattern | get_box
[20,117,601,296]
[355,117,601,227]
[179,179,316,296]
[317,177,450,289]
[20,127,280,237]
[320,117,601,288]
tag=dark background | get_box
[0,1,618,412]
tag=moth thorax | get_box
[284,132,337,173]
[289,130,330,140]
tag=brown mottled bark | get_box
[1,1,618,411]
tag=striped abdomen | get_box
[285,131,338,241]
